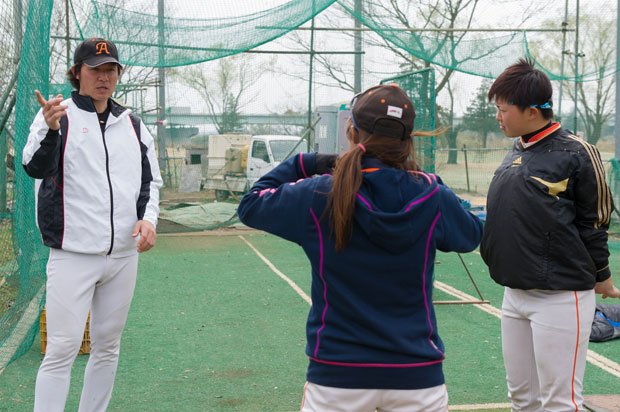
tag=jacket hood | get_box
[353,158,439,254]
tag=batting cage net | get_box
[0,0,618,368]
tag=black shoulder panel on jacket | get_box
[36,116,68,248]
[129,113,141,141]
[130,114,153,220]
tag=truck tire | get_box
[215,190,229,201]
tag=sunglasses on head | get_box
[349,91,363,132]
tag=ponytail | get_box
[327,143,365,251]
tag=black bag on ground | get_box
[590,303,620,342]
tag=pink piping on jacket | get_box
[299,152,309,178]
[309,208,328,358]
[410,170,433,185]
[355,193,373,210]
[308,356,443,368]
[405,186,439,213]
[422,212,444,359]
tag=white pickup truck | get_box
[202,134,305,200]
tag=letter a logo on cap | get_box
[95,42,110,55]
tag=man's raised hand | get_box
[35,90,67,131]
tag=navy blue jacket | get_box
[237,152,483,389]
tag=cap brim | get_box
[83,56,122,69]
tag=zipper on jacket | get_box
[540,232,551,279]
[101,126,115,255]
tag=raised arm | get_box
[435,184,483,253]
[22,92,68,178]
[238,152,332,244]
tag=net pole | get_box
[573,0,580,133]
[157,0,168,189]
[64,0,70,70]
[306,1,316,152]
[353,0,362,94]
[557,0,569,122]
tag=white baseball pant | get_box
[300,382,449,412]
[34,249,139,412]
[501,287,595,412]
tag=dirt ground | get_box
[160,187,213,205]
[584,395,620,412]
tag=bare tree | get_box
[352,0,482,96]
[175,54,274,134]
[279,0,541,165]
[360,0,547,163]
[274,8,357,93]
[569,21,615,145]
[531,15,615,145]
[360,0,481,166]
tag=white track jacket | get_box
[22,92,163,256]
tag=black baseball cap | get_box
[73,38,122,68]
[350,84,416,140]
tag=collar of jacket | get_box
[71,91,127,118]
[361,156,415,171]
[519,122,561,149]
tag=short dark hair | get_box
[66,64,82,90]
[488,58,554,120]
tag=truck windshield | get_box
[269,140,303,162]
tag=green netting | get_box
[1,0,619,370]
[381,68,436,172]
[76,0,337,67]
[338,0,619,82]
[1,0,50,371]
[64,0,619,82]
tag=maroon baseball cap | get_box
[73,38,122,68]
[350,84,415,140]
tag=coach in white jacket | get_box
[22,38,162,412]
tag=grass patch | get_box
[0,218,15,267]
[0,279,17,318]
[0,218,17,318]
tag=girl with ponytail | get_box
[238,84,482,411]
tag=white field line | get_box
[240,235,620,380]
[435,281,620,378]
[449,403,512,411]
[0,285,45,375]
[287,405,513,412]
[435,281,502,318]
[238,235,311,305]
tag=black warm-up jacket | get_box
[481,123,613,291]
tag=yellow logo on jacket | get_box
[530,176,569,199]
